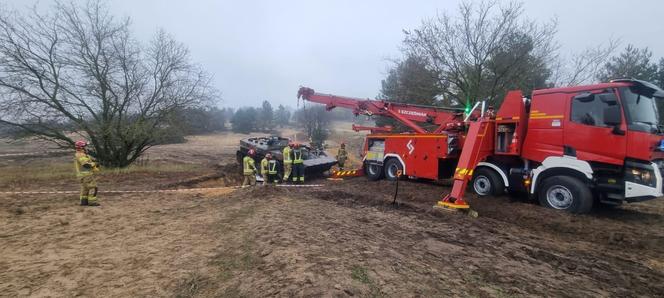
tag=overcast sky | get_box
[3,0,664,108]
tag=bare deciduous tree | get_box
[295,106,330,149]
[0,0,215,167]
[402,0,557,106]
[550,39,620,86]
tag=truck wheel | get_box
[538,176,593,213]
[364,162,384,181]
[384,158,403,181]
[471,167,505,196]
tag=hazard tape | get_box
[275,184,323,187]
[0,187,237,195]
[0,184,324,195]
[330,169,362,178]
[0,150,71,158]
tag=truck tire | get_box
[364,162,384,181]
[471,167,505,196]
[384,158,403,181]
[538,176,593,213]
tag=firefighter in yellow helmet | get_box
[291,143,305,183]
[74,140,100,206]
[282,142,293,182]
[242,149,257,187]
[336,142,348,170]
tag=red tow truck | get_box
[297,79,664,213]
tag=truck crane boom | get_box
[297,87,465,134]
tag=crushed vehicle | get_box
[236,136,337,179]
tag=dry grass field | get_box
[0,128,663,297]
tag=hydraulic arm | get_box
[297,87,465,133]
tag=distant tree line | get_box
[231,101,292,134]
[230,100,349,149]
[157,107,233,143]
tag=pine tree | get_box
[597,45,658,82]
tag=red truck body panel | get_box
[521,91,566,163]
[367,133,453,180]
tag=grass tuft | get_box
[174,272,208,298]
[350,265,384,297]
[351,265,371,284]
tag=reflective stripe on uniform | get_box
[268,160,278,174]
[293,149,303,164]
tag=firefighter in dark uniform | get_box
[267,153,279,184]
[291,143,305,183]
[336,142,348,170]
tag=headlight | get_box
[625,162,656,187]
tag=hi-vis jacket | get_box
[74,151,99,178]
[260,158,269,175]
[243,156,256,175]
[283,146,292,164]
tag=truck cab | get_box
[520,79,664,211]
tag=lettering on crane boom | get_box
[398,110,427,117]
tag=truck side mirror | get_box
[603,105,625,135]
[603,105,621,126]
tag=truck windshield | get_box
[620,87,663,134]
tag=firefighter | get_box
[336,142,348,170]
[291,143,305,183]
[260,153,271,185]
[267,154,279,184]
[282,142,293,182]
[242,149,257,187]
[74,140,100,206]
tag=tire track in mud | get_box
[276,178,664,297]
[156,171,664,297]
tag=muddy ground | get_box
[1,132,663,297]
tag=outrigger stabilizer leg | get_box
[434,184,478,218]
[433,166,480,217]
[432,119,493,218]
